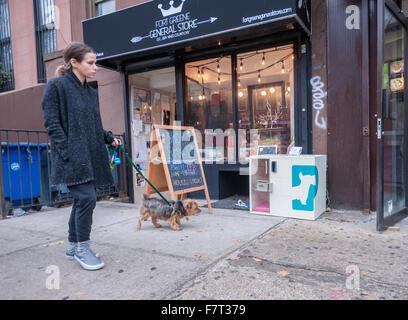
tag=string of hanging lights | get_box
[189,47,293,101]
[190,52,293,82]
[189,45,293,78]
[234,45,293,64]
[239,52,293,77]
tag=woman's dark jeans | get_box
[67,181,97,243]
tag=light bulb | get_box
[269,87,275,93]
[217,63,220,73]
[238,79,241,87]
[287,87,291,92]
[240,59,243,71]
[238,91,244,98]
[261,90,267,96]
[262,53,265,65]
[281,62,285,73]
[257,72,261,83]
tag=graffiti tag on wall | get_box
[310,76,327,130]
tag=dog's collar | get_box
[171,207,186,216]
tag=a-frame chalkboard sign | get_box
[146,125,213,214]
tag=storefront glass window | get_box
[185,56,233,163]
[237,45,294,159]
[184,45,294,163]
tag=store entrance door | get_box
[377,5,408,230]
[128,67,177,198]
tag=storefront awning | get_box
[82,0,311,70]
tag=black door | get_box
[377,2,408,230]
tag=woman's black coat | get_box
[41,69,115,187]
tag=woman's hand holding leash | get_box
[111,138,121,147]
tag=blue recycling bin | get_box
[1,143,47,209]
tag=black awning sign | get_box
[83,0,310,62]
[130,8,219,44]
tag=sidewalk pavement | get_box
[0,196,407,300]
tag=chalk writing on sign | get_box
[158,128,204,192]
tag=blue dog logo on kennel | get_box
[292,165,319,212]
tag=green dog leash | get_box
[111,141,173,208]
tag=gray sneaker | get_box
[74,240,104,271]
[66,242,100,260]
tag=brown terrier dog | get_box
[137,194,201,231]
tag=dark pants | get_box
[67,181,97,243]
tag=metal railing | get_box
[0,129,129,217]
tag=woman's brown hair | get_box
[55,42,95,77]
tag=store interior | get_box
[127,44,295,197]
[185,44,295,162]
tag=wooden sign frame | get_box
[146,125,213,214]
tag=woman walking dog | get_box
[41,42,119,271]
